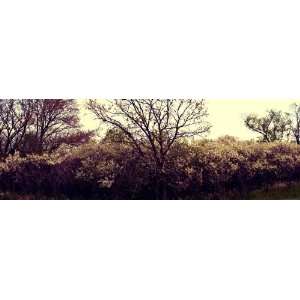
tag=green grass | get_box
[248,181,300,199]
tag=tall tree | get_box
[289,103,300,144]
[0,99,92,156]
[0,99,35,156]
[87,99,211,198]
[29,99,83,153]
[244,109,292,142]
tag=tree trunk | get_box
[154,166,168,200]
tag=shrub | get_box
[1,139,300,199]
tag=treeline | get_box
[0,99,300,199]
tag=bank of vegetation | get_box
[1,99,300,199]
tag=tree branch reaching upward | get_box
[87,99,211,169]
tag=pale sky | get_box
[79,100,299,140]
[207,99,297,139]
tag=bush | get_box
[1,138,300,199]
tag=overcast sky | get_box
[79,99,298,140]
[207,99,297,139]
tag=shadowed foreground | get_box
[2,181,300,200]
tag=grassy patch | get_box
[0,191,69,200]
[248,181,300,199]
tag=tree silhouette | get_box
[244,109,292,142]
[87,99,211,198]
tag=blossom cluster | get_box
[1,137,300,199]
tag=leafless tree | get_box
[87,99,211,198]
[29,99,83,153]
[244,109,292,142]
[0,99,92,156]
[0,99,35,156]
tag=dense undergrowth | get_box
[1,136,300,199]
